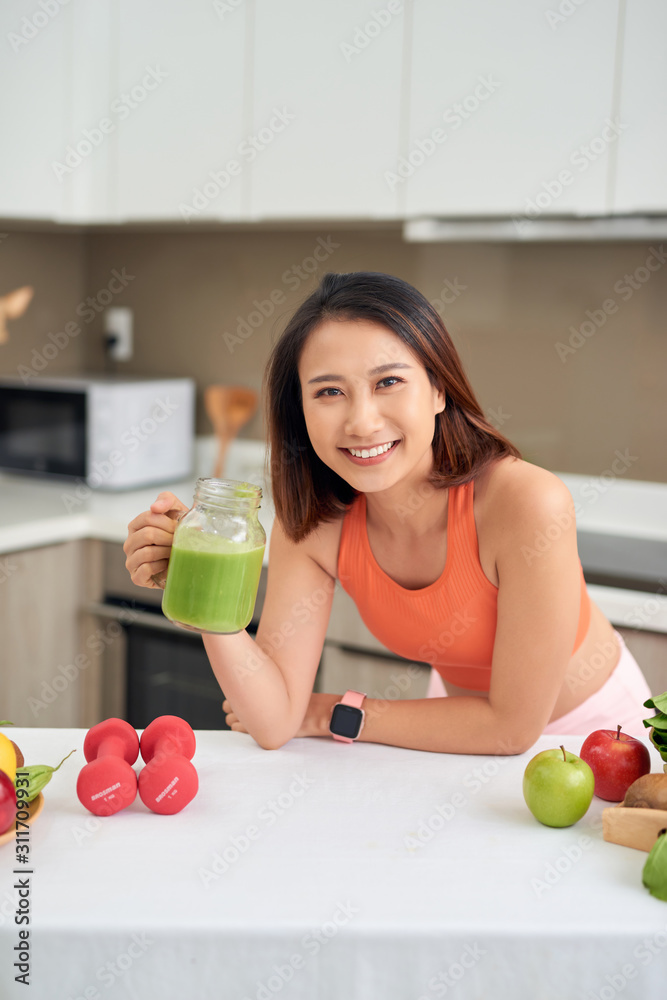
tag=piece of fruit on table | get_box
[0,732,17,783]
[0,770,16,835]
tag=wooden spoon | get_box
[204,385,258,478]
[0,285,34,344]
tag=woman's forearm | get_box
[202,631,298,749]
[310,692,537,756]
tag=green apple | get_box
[523,745,595,827]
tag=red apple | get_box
[579,724,651,801]
[0,769,16,835]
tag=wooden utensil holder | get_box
[602,804,667,852]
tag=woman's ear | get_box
[434,387,446,414]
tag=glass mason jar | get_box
[161,478,265,635]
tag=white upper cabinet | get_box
[0,3,70,220]
[405,0,620,219]
[613,0,667,213]
[1,1,664,224]
[112,0,248,221]
[249,0,405,220]
[65,5,114,223]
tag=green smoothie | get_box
[162,534,265,634]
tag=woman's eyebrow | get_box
[307,362,413,385]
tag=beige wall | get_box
[0,229,87,375]
[1,224,665,481]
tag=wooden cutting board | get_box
[602,804,667,852]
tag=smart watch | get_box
[329,690,367,743]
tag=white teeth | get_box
[347,441,395,458]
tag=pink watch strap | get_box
[341,690,366,709]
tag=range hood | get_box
[403,215,667,242]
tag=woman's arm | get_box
[202,517,336,749]
[125,493,335,750]
[264,469,582,755]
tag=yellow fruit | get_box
[0,732,17,783]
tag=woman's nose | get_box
[344,394,384,438]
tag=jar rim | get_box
[194,477,262,509]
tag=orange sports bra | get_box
[337,480,591,691]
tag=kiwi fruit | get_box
[10,740,24,769]
[624,773,667,810]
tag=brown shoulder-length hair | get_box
[265,271,520,542]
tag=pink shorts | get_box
[425,631,653,740]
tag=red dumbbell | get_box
[138,716,198,815]
[77,718,139,816]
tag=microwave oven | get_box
[0,374,195,490]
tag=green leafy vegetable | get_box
[644,693,667,714]
[643,831,667,902]
[15,750,76,802]
[643,692,667,765]
[644,714,667,731]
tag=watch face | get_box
[330,704,363,740]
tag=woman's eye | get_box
[377,376,403,388]
[314,387,342,398]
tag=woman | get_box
[124,272,652,753]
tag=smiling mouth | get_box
[342,440,399,460]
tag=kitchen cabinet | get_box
[2,1,665,224]
[0,4,70,221]
[613,0,667,213]
[249,0,404,220]
[617,627,667,697]
[113,0,248,221]
[0,540,105,727]
[405,0,620,219]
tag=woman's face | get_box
[298,318,446,494]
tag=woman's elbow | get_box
[253,727,295,751]
[492,722,542,756]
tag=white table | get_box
[2,730,667,1000]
